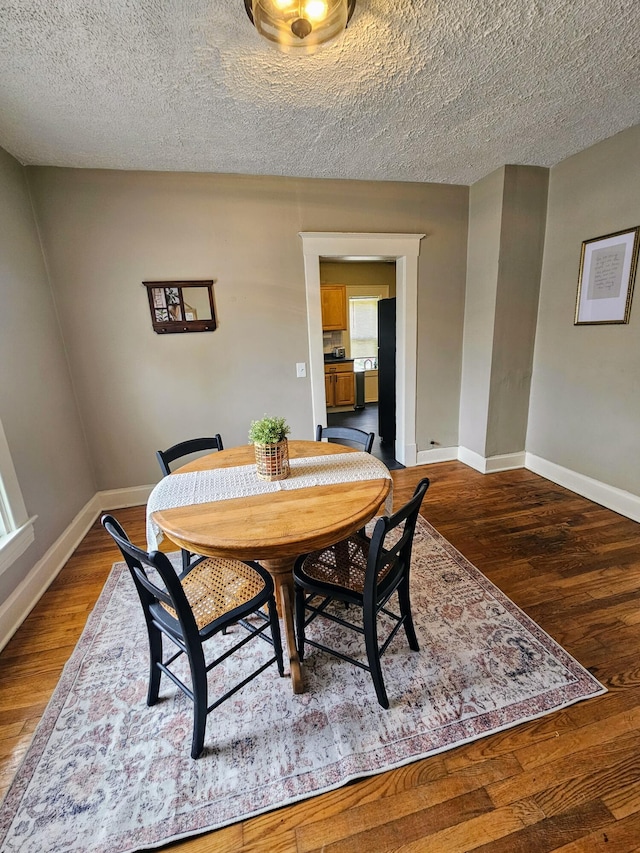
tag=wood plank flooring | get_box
[1,461,640,851]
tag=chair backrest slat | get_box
[315,424,375,454]
[156,434,224,475]
[102,515,199,638]
[130,564,173,608]
[366,478,430,594]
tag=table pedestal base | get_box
[260,557,303,694]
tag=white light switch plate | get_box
[296,362,307,378]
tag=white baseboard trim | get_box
[416,446,459,465]
[0,494,101,653]
[457,447,526,474]
[98,484,155,511]
[525,453,640,523]
[397,442,417,468]
[485,452,526,473]
[0,484,155,653]
[457,446,487,472]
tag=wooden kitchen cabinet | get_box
[321,285,347,330]
[324,372,334,403]
[334,371,355,406]
[324,361,355,407]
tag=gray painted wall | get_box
[0,149,95,602]
[320,261,396,292]
[26,168,468,491]
[527,125,640,494]
[486,166,548,457]
[460,165,548,459]
[459,167,504,455]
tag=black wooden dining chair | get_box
[315,424,375,454]
[156,434,224,573]
[156,434,224,476]
[293,478,429,708]
[102,514,284,759]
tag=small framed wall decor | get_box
[574,226,639,325]
[143,280,217,333]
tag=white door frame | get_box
[300,232,424,467]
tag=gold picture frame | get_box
[574,226,639,325]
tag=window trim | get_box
[348,294,381,362]
[0,520,36,575]
[0,418,36,575]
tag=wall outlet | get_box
[296,362,307,378]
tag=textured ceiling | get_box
[0,0,639,185]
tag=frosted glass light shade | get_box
[245,0,355,52]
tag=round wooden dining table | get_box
[150,439,391,694]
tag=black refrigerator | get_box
[377,297,396,444]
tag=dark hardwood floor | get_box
[1,461,640,851]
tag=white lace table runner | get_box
[146,451,393,551]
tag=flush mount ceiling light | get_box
[244,0,356,53]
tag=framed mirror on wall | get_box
[143,281,217,333]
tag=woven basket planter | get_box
[254,439,290,481]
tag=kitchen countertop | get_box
[324,355,354,363]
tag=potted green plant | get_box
[248,415,291,481]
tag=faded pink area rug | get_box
[0,518,605,852]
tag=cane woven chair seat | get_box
[161,556,268,630]
[300,535,393,596]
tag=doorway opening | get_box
[320,261,402,468]
[300,232,424,468]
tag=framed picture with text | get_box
[574,226,639,325]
